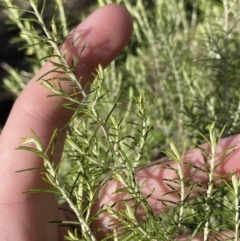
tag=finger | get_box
[0,4,133,199]
[92,134,240,238]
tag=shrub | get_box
[1,0,240,240]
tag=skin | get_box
[0,3,239,241]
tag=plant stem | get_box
[29,0,88,99]
[203,125,217,241]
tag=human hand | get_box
[92,134,240,240]
[0,3,240,241]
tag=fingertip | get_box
[63,3,133,79]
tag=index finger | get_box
[0,4,133,198]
